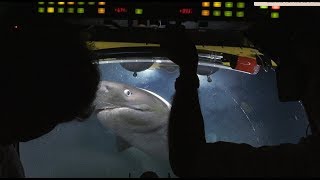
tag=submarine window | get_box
[19,52,308,178]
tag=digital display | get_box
[179,8,193,15]
[114,7,128,13]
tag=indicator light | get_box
[201,10,210,16]
[213,10,221,16]
[67,8,74,13]
[224,11,232,17]
[98,2,106,5]
[47,7,54,13]
[38,7,45,13]
[213,2,221,8]
[77,8,84,13]
[48,2,54,5]
[135,8,143,15]
[98,8,105,14]
[202,2,210,7]
[271,12,279,18]
[78,2,85,5]
[58,2,65,5]
[58,8,64,13]
[237,2,245,8]
[236,11,244,17]
[88,2,95,5]
[260,6,268,9]
[225,2,233,8]
[67,2,75,5]
[38,2,44,5]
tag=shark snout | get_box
[99,81,119,91]
[98,84,110,93]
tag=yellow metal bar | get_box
[89,41,277,67]
[90,42,159,49]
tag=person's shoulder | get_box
[0,144,25,178]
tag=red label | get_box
[235,57,258,74]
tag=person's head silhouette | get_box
[0,12,100,145]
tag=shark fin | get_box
[116,136,132,152]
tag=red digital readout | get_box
[179,8,193,15]
[114,7,127,13]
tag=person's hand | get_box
[159,24,199,75]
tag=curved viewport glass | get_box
[20,50,308,178]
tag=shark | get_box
[94,81,171,161]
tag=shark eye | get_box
[124,89,132,96]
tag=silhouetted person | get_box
[0,9,100,177]
[161,21,320,177]
[140,171,159,178]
